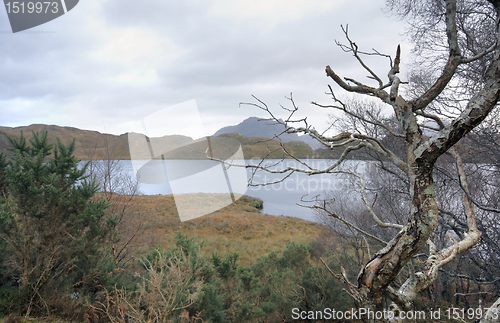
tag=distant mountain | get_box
[214,117,299,141]
[0,123,317,160]
[213,117,323,149]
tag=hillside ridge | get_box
[0,123,318,160]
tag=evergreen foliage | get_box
[95,233,351,323]
[190,239,352,323]
[0,131,116,315]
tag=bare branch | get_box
[410,0,462,111]
[414,61,500,163]
[302,200,388,244]
[320,257,362,302]
[388,45,402,101]
[414,110,446,129]
[347,171,404,230]
[336,25,385,88]
[461,44,496,63]
[312,86,404,138]
[436,165,500,214]
[325,65,390,102]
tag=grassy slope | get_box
[120,194,324,265]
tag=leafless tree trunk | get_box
[225,0,500,320]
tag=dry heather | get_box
[118,194,324,265]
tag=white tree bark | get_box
[230,0,500,320]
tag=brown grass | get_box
[118,194,324,265]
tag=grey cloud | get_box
[0,0,406,135]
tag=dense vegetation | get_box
[1,129,497,322]
[0,131,349,322]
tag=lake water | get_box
[89,159,365,223]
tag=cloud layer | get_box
[0,0,407,137]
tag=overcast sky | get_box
[0,0,409,139]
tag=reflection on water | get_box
[86,159,367,223]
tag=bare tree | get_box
[84,133,143,266]
[221,0,500,321]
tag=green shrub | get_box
[0,131,116,316]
